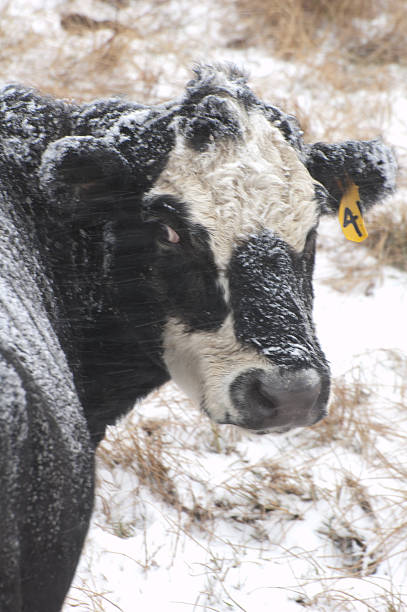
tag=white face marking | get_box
[163,315,274,424]
[151,98,320,423]
[149,104,318,269]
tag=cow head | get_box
[40,64,396,435]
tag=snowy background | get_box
[1,0,407,610]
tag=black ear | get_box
[40,136,131,219]
[305,139,397,213]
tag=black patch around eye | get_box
[144,196,230,332]
[142,195,189,228]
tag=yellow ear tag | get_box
[338,182,368,243]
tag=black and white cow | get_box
[0,64,396,611]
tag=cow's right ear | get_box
[305,139,397,214]
[40,136,131,218]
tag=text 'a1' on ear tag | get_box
[338,182,368,243]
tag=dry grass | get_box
[98,416,181,509]
[0,0,198,102]
[304,587,407,612]
[230,0,407,68]
[65,586,122,612]
[308,350,407,455]
[365,196,407,273]
[97,398,314,533]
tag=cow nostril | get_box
[230,368,325,431]
[250,378,279,413]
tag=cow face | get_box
[143,73,328,433]
[141,66,395,433]
[40,64,396,435]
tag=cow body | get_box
[0,65,396,611]
[0,167,93,610]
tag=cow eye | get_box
[158,223,180,245]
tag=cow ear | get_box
[305,139,397,214]
[40,136,131,218]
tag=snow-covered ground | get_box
[1,0,407,610]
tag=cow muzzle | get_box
[228,367,327,433]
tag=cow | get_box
[0,64,396,612]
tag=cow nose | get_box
[229,368,325,431]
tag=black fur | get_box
[228,230,331,426]
[178,63,306,152]
[306,139,397,213]
[0,64,396,612]
[0,180,93,612]
[229,229,327,370]
[144,195,230,332]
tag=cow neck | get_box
[35,197,169,444]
